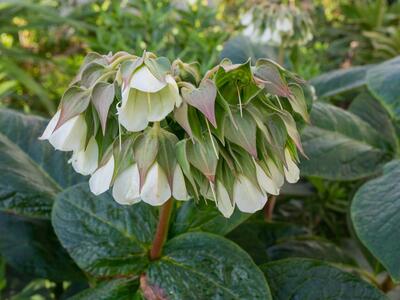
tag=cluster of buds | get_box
[241,3,313,47]
[40,50,311,218]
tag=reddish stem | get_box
[149,198,173,260]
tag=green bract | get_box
[39,51,311,217]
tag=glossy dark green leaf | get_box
[310,65,371,98]
[300,102,393,180]
[70,278,139,300]
[145,233,272,300]
[349,91,398,152]
[227,221,309,265]
[170,200,250,237]
[351,160,400,282]
[367,56,400,120]
[261,258,385,300]
[0,212,83,281]
[0,109,83,218]
[52,183,157,278]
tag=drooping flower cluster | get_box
[40,50,311,218]
[241,3,313,47]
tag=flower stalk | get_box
[149,198,174,260]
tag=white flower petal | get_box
[89,155,115,195]
[284,148,300,183]
[166,75,182,107]
[112,164,141,205]
[271,30,282,44]
[266,158,284,188]
[147,88,175,122]
[71,136,99,175]
[39,110,60,140]
[216,181,234,218]
[141,163,171,206]
[118,89,149,132]
[130,66,167,93]
[255,162,280,195]
[172,165,188,200]
[48,114,87,152]
[234,175,267,213]
[260,28,272,43]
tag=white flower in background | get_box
[284,148,300,183]
[89,155,115,195]
[39,110,87,152]
[276,17,293,33]
[260,28,272,43]
[118,66,182,132]
[233,174,267,213]
[69,136,99,176]
[271,30,282,44]
[112,163,188,206]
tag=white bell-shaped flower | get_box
[112,164,141,205]
[266,158,285,188]
[172,165,189,201]
[260,28,272,43]
[39,110,87,152]
[215,181,234,218]
[89,155,115,195]
[118,66,181,132]
[276,17,293,33]
[141,162,171,206]
[233,174,267,213]
[255,162,280,196]
[70,136,99,176]
[284,148,300,183]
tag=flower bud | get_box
[141,162,171,206]
[172,165,189,201]
[70,136,99,176]
[255,162,280,196]
[215,181,234,218]
[233,174,267,213]
[112,164,140,205]
[284,148,300,183]
[89,155,115,195]
[118,65,181,132]
[39,110,87,152]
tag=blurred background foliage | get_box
[1,0,400,298]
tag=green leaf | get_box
[182,79,217,127]
[227,221,309,265]
[69,278,139,300]
[0,109,83,217]
[367,56,400,120]
[56,86,91,130]
[224,110,257,158]
[261,258,386,300]
[310,65,371,98]
[52,183,157,278]
[349,91,398,152]
[170,200,250,237]
[300,102,393,180]
[0,212,83,281]
[351,160,400,282]
[92,82,115,135]
[145,232,272,299]
[254,59,290,97]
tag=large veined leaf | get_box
[69,278,139,300]
[351,160,400,282]
[367,55,400,120]
[310,65,371,98]
[261,258,385,300]
[0,109,84,217]
[144,232,272,300]
[227,221,354,265]
[0,212,83,282]
[52,183,158,278]
[349,92,398,152]
[170,200,250,237]
[300,102,393,180]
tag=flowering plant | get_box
[40,50,310,218]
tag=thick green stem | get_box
[149,198,174,260]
